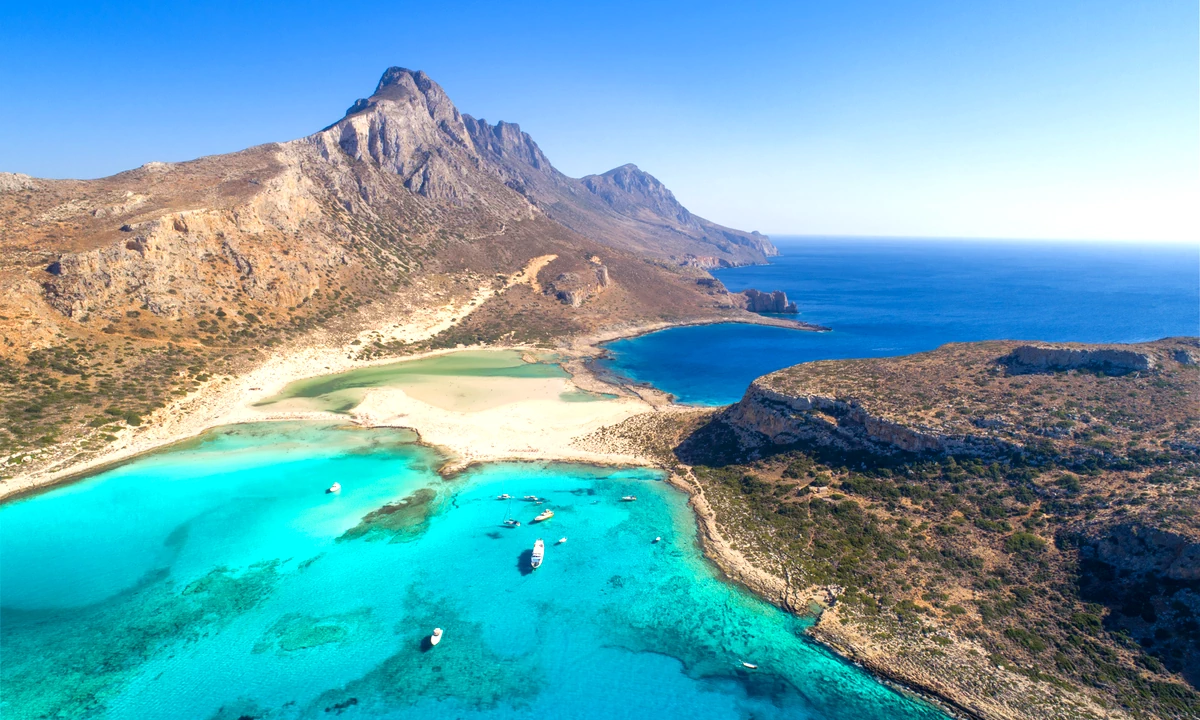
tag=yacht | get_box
[533,509,554,523]
[327,482,341,494]
[497,493,511,500]
[621,495,637,502]
[531,539,545,569]
[430,628,443,646]
[503,519,521,528]
[741,662,757,669]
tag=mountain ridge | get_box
[0,65,801,487]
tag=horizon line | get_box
[762,233,1200,247]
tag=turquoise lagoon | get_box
[0,421,945,719]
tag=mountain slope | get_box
[0,66,781,482]
[462,116,777,267]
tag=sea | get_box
[598,236,1199,404]
[2,236,1196,719]
[0,422,945,720]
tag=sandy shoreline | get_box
[1,251,815,503]
[0,275,1030,718]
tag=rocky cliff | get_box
[713,339,1199,461]
[1075,523,1200,684]
[739,288,797,313]
[1005,344,1156,374]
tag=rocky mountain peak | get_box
[462,116,551,172]
[374,66,429,94]
[582,164,693,227]
[314,66,480,201]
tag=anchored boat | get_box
[621,495,637,502]
[533,509,554,523]
[327,482,342,494]
[531,539,545,569]
[503,519,521,528]
[430,628,443,646]
[497,494,511,500]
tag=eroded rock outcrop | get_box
[721,382,949,456]
[1005,345,1156,374]
[1076,523,1200,684]
[740,288,797,313]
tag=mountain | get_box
[461,116,777,268]
[0,66,782,480]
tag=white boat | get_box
[741,662,757,669]
[497,494,511,500]
[531,539,545,569]
[430,628,443,646]
[533,509,554,523]
[504,519,521,528]
[523,495,539,501]
[621,495,637,502]
[327,482,342,494]
[557,537,567,544]
[653,537,661,543]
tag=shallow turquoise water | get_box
[255,350,575,413]
[0,422,944,720]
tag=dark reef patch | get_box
[2,561,284,719]
[339,487,439,543]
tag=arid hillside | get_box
[0,67,780,481]
[674,339,1200,719]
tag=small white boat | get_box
[621,495,637,502]
[741,662,757,669]
[504,519,521,528]
[531,539,545,569]
[327,482,342,494]
[430,628,443,646]
[557,537,567,544]
[533,509,554,523]
[523,495,539,501]
[653,537,661,543]
[497,494,511,500]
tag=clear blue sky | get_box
[1,1,1196,242]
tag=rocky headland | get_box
[668,338,1200,719]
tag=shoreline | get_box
[1,300,812,503]
[1,299,993,719]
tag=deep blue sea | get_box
[598,237,1199,404]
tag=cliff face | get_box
[714,339,1200,460]
[1006,345,1156,374]
[739,288,797,314]
[1076,523,1200,684]
[718,382,952,457]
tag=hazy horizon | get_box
[2,1,1196,244]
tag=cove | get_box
[597,237,1200,404]
[0,421,946,720]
